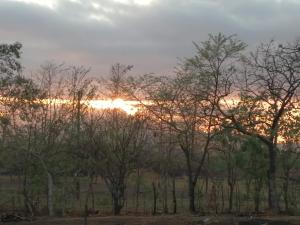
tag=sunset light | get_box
[1,96,141,115]
[2,0,300,220]
[87,98,139,115]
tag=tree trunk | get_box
[135,168,141,213]
[112,196,123,215]
[111,186,124,215]
[91,184,95,212]
[188,177,196,213]
[268,145,279,212]
[23,174,34,217]
[283,170,290,211]
[152,182,157,215]
[62,185,66,216]
[245,179,251,212]
[253,178,263,213]
[228,183,234,213]
[235,184,240,213]
[47,172,54,216]
[163,175,168,214]
[254,190,260,213]
[84,204,88,225]
[205,176,209,194]
[76,179,81,201]
[172,177,177,214]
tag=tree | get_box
[0,41,24,118]
[149,126,183,214]
[17,63,93,216]
[28,63,70,216]
[0,42,26,110]
[278,106,300,213]
[217,39,300,212]
[279,143,299,213]
[0,42,46,216]
[3,97,44,216]
[95,63,148,215]
[64,65,94,210]
[100,110,148,214]
[217,129,242,213]
[0,42,22,77]
[239,137,268,213]
[127,33,245,213]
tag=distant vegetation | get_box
[0,34,299,218]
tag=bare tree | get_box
[31,63,70,216]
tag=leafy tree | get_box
[217,39,300,212]
[127,33,245,213]
[0,42,22,77]
[239,137,268,213]
[217,129,242,213]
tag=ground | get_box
[2,215,300,225]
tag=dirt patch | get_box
[1,215,300,225]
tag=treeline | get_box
[0,34,299,217]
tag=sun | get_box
[88,98,139,115]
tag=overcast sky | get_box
[1,0,300,76]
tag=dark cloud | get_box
[0,0,299,76]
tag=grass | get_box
[0,173,299,216]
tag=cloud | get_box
[8,0,57,9]
[0,0,299,76]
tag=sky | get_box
[1,0,300,77]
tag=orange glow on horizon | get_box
[0,96,141,115]
[87,98,139,115]
[42,98,141,115]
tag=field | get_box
[0,172,299,217]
